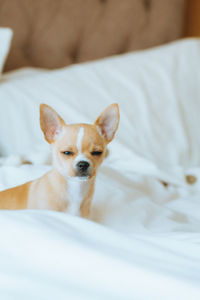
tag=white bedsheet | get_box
[0,39,200,299]
[0,209,199,300]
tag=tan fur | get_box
[0,182,30,209]
[0,104,119,218]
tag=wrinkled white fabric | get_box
[0,209,200,300]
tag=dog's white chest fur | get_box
[67,179,90,216]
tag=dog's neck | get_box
[46,169,95,217]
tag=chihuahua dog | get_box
[0,103,119,218]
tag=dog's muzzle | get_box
[76,160,91,177]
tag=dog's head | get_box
[40,103,119,180]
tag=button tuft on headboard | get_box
[143,0,151,11]
[71,48,79,64]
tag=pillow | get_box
[0,38,200,186]
[0,27,12,75]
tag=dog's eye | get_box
[91,151,103,156]
[62,151,74,156]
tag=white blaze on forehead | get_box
[76,127,84,153]
[74,127,90,165]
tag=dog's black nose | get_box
[77,161,90,172]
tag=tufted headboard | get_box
[0,0,186,71]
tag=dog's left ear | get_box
[40,104,65,144]
[94,103,119,143]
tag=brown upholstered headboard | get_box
[0,0,186,71]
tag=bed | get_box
[0,1,200,299]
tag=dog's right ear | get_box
[40,104,65,144]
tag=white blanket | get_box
[0,209,199,300]
[0,39,200,299]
